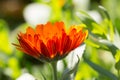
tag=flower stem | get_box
[51,61,57,80]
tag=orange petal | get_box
[55,22,65,31]
[40,41,50,58]
[19,37,39,57]
[62,36,72,54]
[26,27,35,35]
[36,24,44,35]
[47,39,57,58]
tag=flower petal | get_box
[47,39,57,58]
[40,41,50,58]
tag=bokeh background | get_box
[0,0,120,80]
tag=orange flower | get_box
[13,22,88,62]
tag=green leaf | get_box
[91,23,106,35]
[114,18,120,35]
[76,10,96,32]
[98,6,110,20]
[99,40,118,57]
[98,6,114,41]
[92,19,114,41]
[77,6,114,41]
[115,50,120,62]
[109,20,114,41]
[115,61,120,80]
[84,57,118,80]
[115,50,120,71]
[40,72,47,80]
[76,10,94,19]
[115,60,120,71]
[61,56,80,80]
[85,39,100,48]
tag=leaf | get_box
[85,39,100,48]
[76,10,93,19]
[84,57,118,80]
[77,6,114,41]
[76,10,97,32]
[61,55,80,80]
[40,72,47,80]
[108,20,114,41]
[115,50,120,71]
[115,50,120,62]
[98,6,114,41]
[98,6,110,20]
[91,23,106,35]
[99,40,118,57]
[115,60,120,71]
[114,18,120,35]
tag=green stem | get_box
[51,61,57,80]
[118,70,120,80]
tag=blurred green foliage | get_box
[0,0,120,80]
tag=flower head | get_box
[13,22,88,62]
